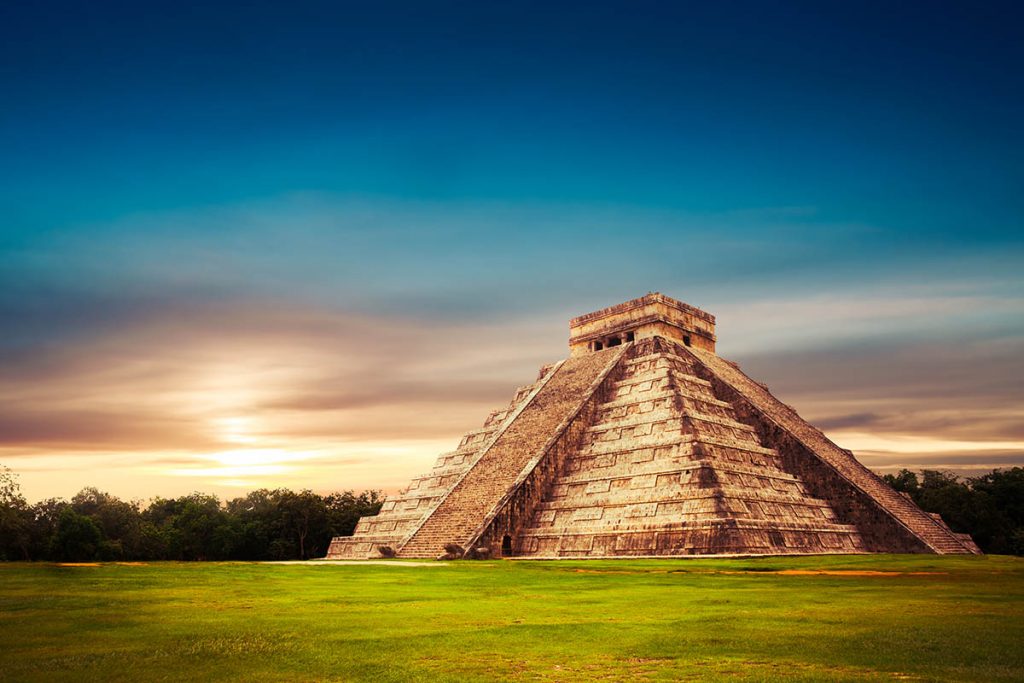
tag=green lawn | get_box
[1,555,1022,682]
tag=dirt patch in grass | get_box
[570,567,949,577]
[775,570,948,577]
[53,562,147,567]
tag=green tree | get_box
[137,520,174,560]
[968,468,1024,554]
[50,508,103,562]
[71,487,143,559]
[225,489,282,560]
[28,498,70,560]
[0,465,32,560]
[970,468,1024,526]
[883,467,1021,555]
[325,490,382,538]
[317,490,383,559]
[882,469,920,496]
[1,481,392,561]
[144,493,234,561]
[280,490,328,560]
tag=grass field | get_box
[1,555,1022,682]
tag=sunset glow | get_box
[1,2,1021,503]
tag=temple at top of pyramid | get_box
[326,293,980,559]
[569,292,717,355]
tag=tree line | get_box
[2,465,1022,560]
[882,467,1024,555]
[0,465,381,562]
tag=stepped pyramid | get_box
[326,294,979,559]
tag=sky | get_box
[1,1,1022,503]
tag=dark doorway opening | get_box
[502,535,513,556]
[594,341,603,351]
[683,335,692,347]
[607,336,622,347]
[625,331,635,342]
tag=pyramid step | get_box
[520,519,863,536]
[598,388,731,410]
[398,348,625,558]
[535,488,839,513]
[612,369,713,391]
[332,311,977,560]
[687,347,976,555]
[553,461,803,487]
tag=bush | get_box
[50,508,103,562]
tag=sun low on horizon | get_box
[1,2,1022,505]
[4,290,1023,504]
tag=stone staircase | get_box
[397,347,624,558]
[515,341,865,557]
[324,367,556,559]
[687,348,977,554]
[327,294,978,560]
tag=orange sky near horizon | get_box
[3,0,1024,507]
[4,292,1022,504]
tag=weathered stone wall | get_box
[396,347,625,558]
[325,367,557,559]
[473,357,620,557]
[327,296,977,560]
[711,386,931,553]
[685,347,975,554]
[513,338,866,557]
[569,293,716,355]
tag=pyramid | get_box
[326,294,979,559]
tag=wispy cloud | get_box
[1,195,1022,501]
[0,290,562,500]
[735,331,1024,474]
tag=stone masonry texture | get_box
[326,294,978,559]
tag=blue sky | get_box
[1,1,1022,500]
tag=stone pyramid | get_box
[327,294,979,559]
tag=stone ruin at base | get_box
[326,293,980,559]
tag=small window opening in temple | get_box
[626,331,635,342]
[607,336,622,347]
[502,535,512,555]
[594,341,603,351]
[683,335,692,347]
